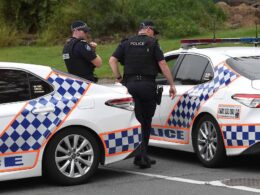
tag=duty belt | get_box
[126,75,155,82]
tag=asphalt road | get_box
[1,147,260,195]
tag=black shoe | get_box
[134,156,156,166]
[133,157,141,166]
[138,158,151,169]
[147,157,156,165]
[133,157,152,169]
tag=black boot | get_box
[133,156,141,166]
[133,156,153,169]
[146,156,156,165]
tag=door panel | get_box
[152,53,213,146]
[159,85,194,126]
[0,102,27,134]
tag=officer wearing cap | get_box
[109,20,176,169]
[63,20,102,82]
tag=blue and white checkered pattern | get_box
[0,72,89,154]
[223,125,260,147]
[102,127,142,155]
[167,63,238,128]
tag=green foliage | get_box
[0,0,226,46]
[0,22,18,47]
[0,26,257,78]
[0,0,60,33]
[119,0,226,37]
[40,0,225,44]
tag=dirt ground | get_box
[217,1,260,28]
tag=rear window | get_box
[226,56,260,80]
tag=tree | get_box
[0,0,60,33]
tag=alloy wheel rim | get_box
[55,134,94,178]
[197,121,218,162]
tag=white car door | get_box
[151,53,214,147]
[0,68,54,170]
[0,69,32,136]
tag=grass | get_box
[0,26,258,78]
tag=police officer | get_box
[109,21,176,169]
[63,20,102,82]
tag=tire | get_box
[43,127,100,185]
[192,115,226,168]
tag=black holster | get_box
[156,86,163,105]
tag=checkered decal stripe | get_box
[223,125,260,147]
[0,72,89,154]
[167,63,238,128]
[102,127,142,155]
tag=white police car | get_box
[0,62,140,185]
[150,38,260,167]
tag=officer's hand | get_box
[169,85,176,99]
[116,77,123,83]
[90,42,97,50]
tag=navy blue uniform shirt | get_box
[112,35,165,65]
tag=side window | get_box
[175,54,210,85]
[202,63,214,83]
[28,73,53,99]
[156,54,179,85]
[0,69,30,104]
[0,69,54,104]
[166,55,179,71]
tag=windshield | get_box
[226,56,260,80]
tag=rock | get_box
[216,2,231,14]
[217,1,260,28]
[218,0,260,6]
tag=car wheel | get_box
[43,127,100,185]
[193,115,226,167]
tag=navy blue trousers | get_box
[126,80,157,158]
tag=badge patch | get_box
[62,53,70,60]
[85,44,91,51]
[217,104,241,119]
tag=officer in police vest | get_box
[109,20,176,168]
[63,21,102,82]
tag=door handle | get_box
[189,92,201,98]
[32,107,55,114]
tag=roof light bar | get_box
[181,38,260,48]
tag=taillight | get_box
[232,94,260,108]
[105,97,134,111]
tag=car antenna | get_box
[213,19,216,43]
[255,11,259,47]
[256,23,258,47]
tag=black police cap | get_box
[71,20,91,32]
[139,20,159,35]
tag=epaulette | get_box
[66,38,72,43]
[120,38,129,43]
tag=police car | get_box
[149,38,260,167]
[0,62,140,185]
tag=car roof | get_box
[165,47,260,65]
[165,47,260,58]
[0,62,52,79]
[193,47,260,57]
